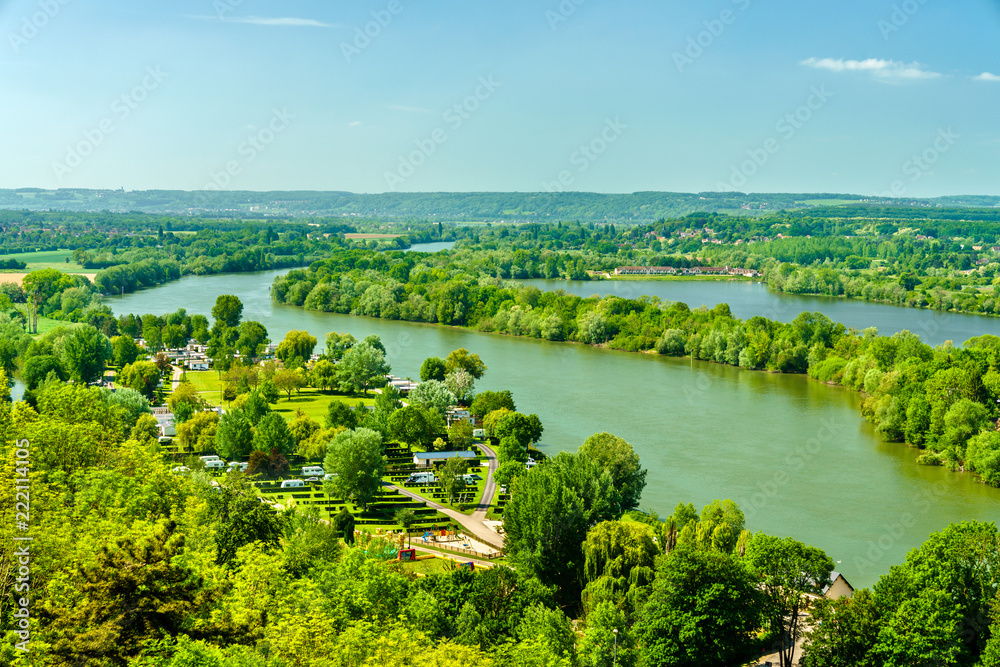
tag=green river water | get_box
[102,268,1000,588]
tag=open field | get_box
[0,249,96,275]
[184,371,374,421]
[400,556,453,575]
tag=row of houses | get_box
[614,265,761,277]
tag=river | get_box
[102,270,1000,588]
[522,278,1000,348]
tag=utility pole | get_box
[612,628,618,667]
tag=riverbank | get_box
[596,274,758,283]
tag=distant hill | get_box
[1,188,997,222]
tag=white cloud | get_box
[973,72,1000,82]
[349,121,362,127]
[230,16,335,27]
[801,57,941,81]
[187,15,336,28]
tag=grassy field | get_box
[0,249,93,273]
[400,557,454,575]
[184,371,374,421]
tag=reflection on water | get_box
[522,278,1000,347]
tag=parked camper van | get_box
[406,472,437,485]
[302,466,325,477]
[280,479,305,489]
[200,455,221,464]
[228,461,248,472]
[205,460,225,471]
[473,428,486,439]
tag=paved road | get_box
[384,439,504,551]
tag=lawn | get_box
[400,557,453,575]
[0,249,93,274]
[33,315,74,336]
[184,371,374,420]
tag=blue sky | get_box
[1,0,998,196]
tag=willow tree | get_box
[582,520,658,619]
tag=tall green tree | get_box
[273,368,306,400]
[580,432,647,514]
[503,451,619,604]
[235,320,269,361]
[216,408,255,459]
[326,400,360,430]
[22,354,66,390]
[635,543,764,667]
[388,405,436,448]
[323,428,386,509]
[40,521,203,664]
[119,360,161,399]
[439,456,468,505]
[210,480,285,566]
[211,294,244,328]
[275,329,317,368]
[471,390,516,417]
[252,412,294,456]
[339,339,391,395]
[446,348,487,379]
[420,356,447,382]
[743,533,835,667]
[310,358,338,392]
[409,379,457,416]
[581,520,659,618]
[141,314,163,353]
[111,333,141,367]
[325,331,356,360]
